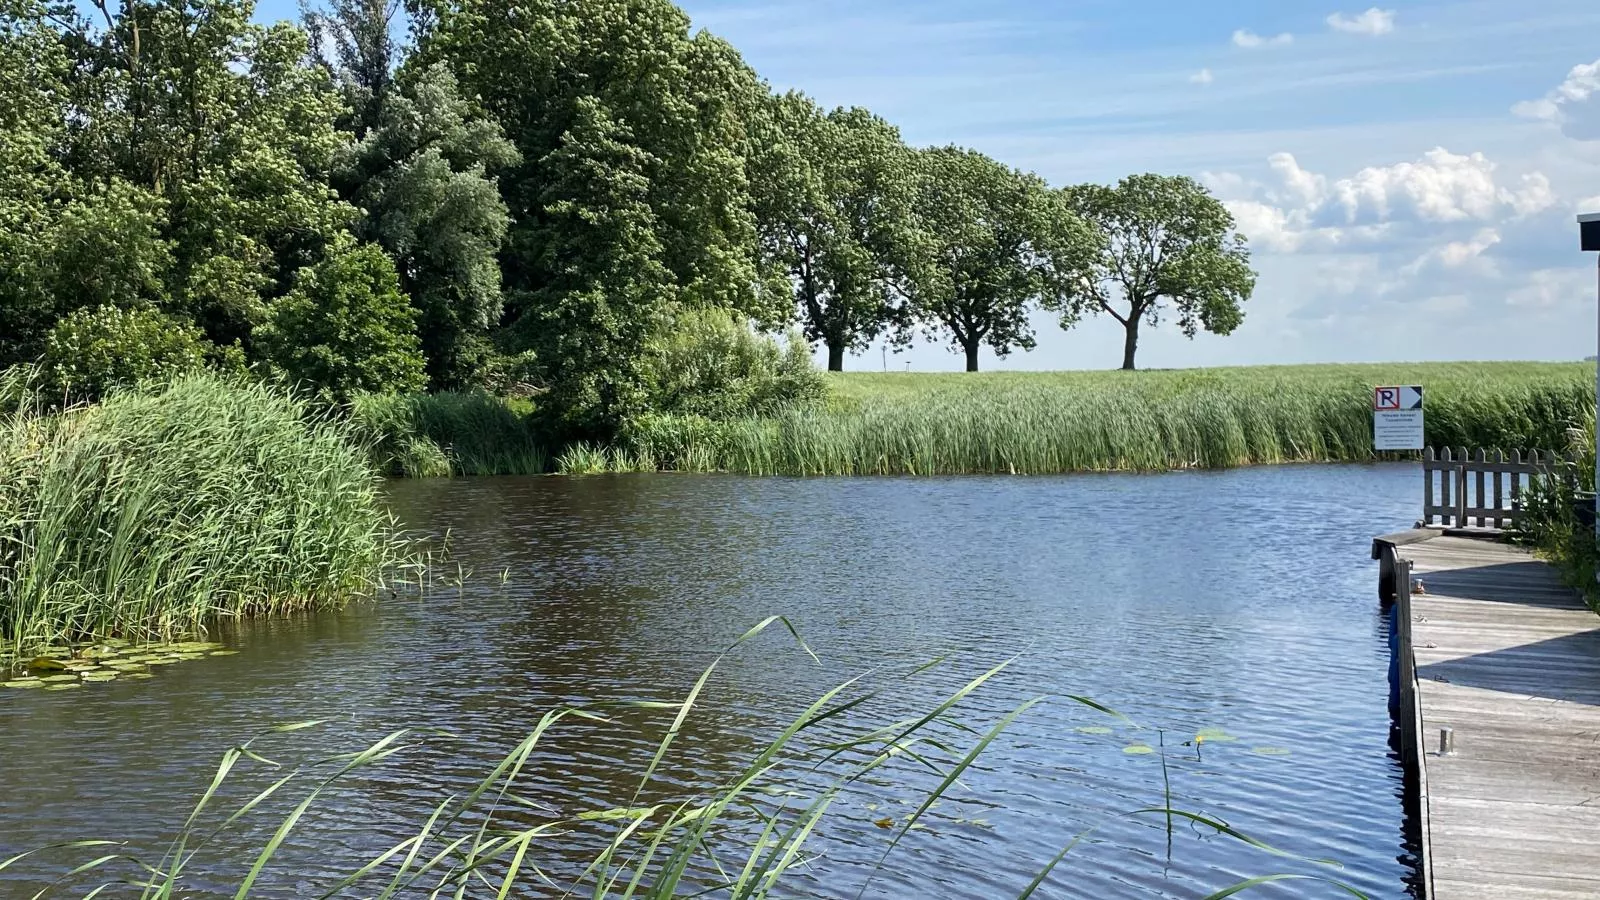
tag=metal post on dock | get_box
[1582,212,1600,554]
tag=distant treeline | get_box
[0,0,1254,441]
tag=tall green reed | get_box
[623,363,1594,476]
[350,392,549,477]
[0,370,407,658]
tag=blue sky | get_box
[255,0,1600,371]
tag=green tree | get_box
[907,148,1090,373]
[337,64,519,390]
[0,0,77,364]
[417,0,770,427]
[1060,174,1256,370]
[39,305,215,401]
[307,0,519,390]
[749,93,918,371]
[53,0,352,349]
[255,236,427,399]
[514,97,673,434]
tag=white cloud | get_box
[1189,68,1214,85]
[1507,268,1592,310]
[1267,152,1326,206]
[1401,228,1501,276]
[1513,59,1600,141]
[1578,194,1600,213]
[1326,8,1397,36]
[1232,29,1293,49]
[1321,148,1555,225]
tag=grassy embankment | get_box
[364,362,1595,477]
[618,362,1597,476]
[0,371,406,662]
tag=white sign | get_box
[1374,385,1424,451]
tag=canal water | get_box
[0,465,1420,897]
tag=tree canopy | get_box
[1059,174,1256,370]
[0,0,1260,439]
[908,147,1095,372]
[749,94,919,371]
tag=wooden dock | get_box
[1375,531,1600,899]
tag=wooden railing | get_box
[1422,448,1577,529]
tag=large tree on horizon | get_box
[748,93,919,371]
[1058,174,1256,371]
[907,147,1093,372]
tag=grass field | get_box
[618,362,1596,476]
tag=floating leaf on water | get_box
[1075,726,1114,735]
[105,662,147,672]
[64,664,102,674]
[208,650,240,657]
[175,653,205,661]
[143,658,178,666]
[125,672,155,680]
[1252,747,1292,757]
[3,680,43,689]
[26,657,68,672]
[1123,744,1155,755]
[1196,728,1237,743]
[105,638,130,649]
[37,675,79,684]
[575,807,655,822]
[872,817,895,829]
[81,673,118,683]
[171,642,223,653]
[44,683,82,692]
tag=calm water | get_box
[0,466,1421,898]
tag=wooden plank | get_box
[1389,534,1600,900]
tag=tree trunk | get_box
[1121,319,1140,371]
[964,342,980,373]
[827,342,845,372]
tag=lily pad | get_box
[44,683,83,692]
[3,679,43,689]
[1252,747,1292,757]
[81,672,118,683]
[175,653,206,660]
[142,657,178,666]
[37,674,79,684]
[1196,728,1237,743]
[26,657,69,672]
[208,650,240,657]
[124,672,155,680]
[1123,744,1155,755]
[171,642,223,653]
[105,662,147,672]
[1075,726,1114,735]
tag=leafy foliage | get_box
[39,306,219,402]
[1059,175,1256,370]
[907,148,1094,372]
[0,0,1266,437]
[642,306,824,420]
[749,94,919,370]
[1512,428,1600,609]
[255,237,428,400]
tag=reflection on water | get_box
[0,466,1420,897]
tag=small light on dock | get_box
[1440,726,1456,757]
